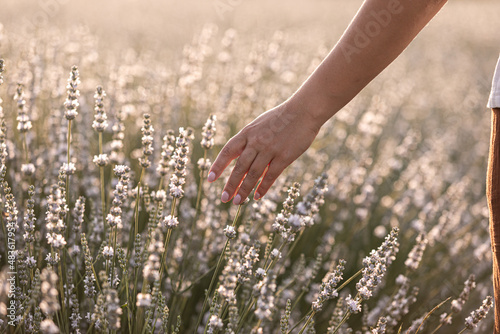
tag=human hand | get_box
[207,100,321,205]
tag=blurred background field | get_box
[0,0,500,333]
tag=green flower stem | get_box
[123,274,132,334]
[235,297,256,334]
[195,203,244,333]
[286,311,311,333]
[110,227,118,288]
[134,168,146,237]
[65,120,72,241]
[98,132,106,232]
[195,149,207,215]
[57,250,67,331]
[298,310,316,334]
[331,310,351,334]
[158,197,178,289]
[144,176,164,252]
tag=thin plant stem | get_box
[65,120,72,239]
[177,264,217,294]
[298,310,316,334]
[158,198,178,285]
[291,289,307,311]
[57,250,67,331]
[430,314,451,334]
[124,274,132,334]
[144,176,164,253]
[331,310,351,334]
[195,149,207,215]
[337,269,362,292]
[110,227,118,287]
[194,203,244,333]
[235,298,256,334]
[285,312,310,333]
[134,168,145,237]
[98,132,106,232]
[414,298,451,334]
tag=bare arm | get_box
[209,0,448,205]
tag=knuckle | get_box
[264,170,278,182]
[225,176,240,189]
[220,145,233,158]
[240,178,256,192]
[238,184,252,196]
[232,163,248,176]
[246,168,262,181]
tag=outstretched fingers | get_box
[208,136,246,184]
[219,148,258,203]
[254,161,286,200]
[231,154,271,205]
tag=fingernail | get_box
[221,191,229,203]
[254,192,261,200]
[233,194,242,205]
[208,172,216,182]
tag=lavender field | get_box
[0,0,499,333]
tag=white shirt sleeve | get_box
[488,55,500,109]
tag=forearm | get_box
[289,0,448,127]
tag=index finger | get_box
[208,136,246,183]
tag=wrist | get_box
[285,79,340,132]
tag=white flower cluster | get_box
[93,153,109,167]
[464,295,493,330]
[136,293,152,307]
[0,59,4,85]
[201,114,216,150]
[23,186,37,244]
[224,225,237,239]
[92,86,108,132]
[237,245,259,284]
[312,259,345,312]
[157,130,176,176]
[371,316,387,334]
[81,234,96,297]
[106,165,130,228]
[14,84,32,133]
[345,294,362,314]
[385,275,418,328]
[271,183,300,243]
[40,319,59,334]
[356,227,399,301]
[45,185,67,255]
[103,246,114,260]
[169,128,189,199]
[47,233,67,249]
[64,65,80,120]
[61,162,76,175]
[21,163,35,176]
[404,233,428,271]
[217,255,240,302]
[254,275,276,320]
[109,106,126,165]
[105,288,123,330]
[451,274,476,313]
[296,173,328,227]
[139,113,154,168]
[143,232,165,282]
[40,268,60,316]
[162,215,179,230]
[207,314,223,334]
